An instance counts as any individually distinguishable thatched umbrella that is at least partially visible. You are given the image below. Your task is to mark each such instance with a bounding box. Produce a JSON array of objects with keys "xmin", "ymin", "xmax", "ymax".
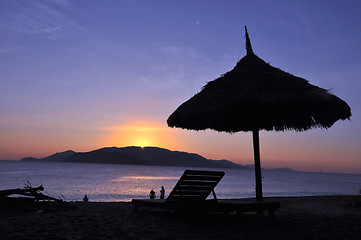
[{"xmin": 167, "ymin": 26, "xmax": 351, "ymax": 201}]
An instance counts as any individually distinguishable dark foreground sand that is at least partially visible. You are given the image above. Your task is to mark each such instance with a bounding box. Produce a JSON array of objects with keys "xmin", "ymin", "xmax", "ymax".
[{"xmin": 1, "ymin": 195, "xmax": 361, "ymax": 240}]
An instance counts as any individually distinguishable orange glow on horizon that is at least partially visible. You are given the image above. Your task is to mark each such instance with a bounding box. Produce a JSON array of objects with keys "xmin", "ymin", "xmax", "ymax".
[
  {"xmin": 1, "ymin": 117, "xmax": 359, "ymax": 174},
  {"xmin": 103, "ymin": 120, "xmax": 183, "ymax": 150}
]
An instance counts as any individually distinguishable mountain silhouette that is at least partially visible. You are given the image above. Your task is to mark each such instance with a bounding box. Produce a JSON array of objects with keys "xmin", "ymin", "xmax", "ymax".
[{"xmin": 21, "ymin": 146, "xmax": 247, "ymax": 169}]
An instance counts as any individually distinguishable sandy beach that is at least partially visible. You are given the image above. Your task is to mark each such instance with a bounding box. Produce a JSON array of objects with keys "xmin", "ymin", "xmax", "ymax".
[{"xmin": 1, "ymin": 195, "xmax": 361, "ymax": 240}]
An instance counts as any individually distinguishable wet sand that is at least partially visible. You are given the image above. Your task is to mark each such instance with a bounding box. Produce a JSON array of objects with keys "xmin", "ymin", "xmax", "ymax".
[{"xmin": 1, "ymin": 195, "xmax": 361, "ymax": 240}]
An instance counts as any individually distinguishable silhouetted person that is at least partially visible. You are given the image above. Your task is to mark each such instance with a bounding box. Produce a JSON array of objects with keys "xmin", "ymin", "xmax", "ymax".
[
  {"xmin": 83, "ymin": 195, "xmax": 89, "ymax": 202},
  {"xmin": 149, "ymin": 189, "xmax": 156, "ymax": 199},
  {"xmin": 160, "ymin": 186, "xmax": 165, "ymax": 199}
]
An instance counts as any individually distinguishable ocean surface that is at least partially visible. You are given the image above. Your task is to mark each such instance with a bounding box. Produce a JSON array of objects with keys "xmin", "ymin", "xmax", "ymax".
[{"xmin": 1, "ymin": 161, "xmax": 360, "ymax": 202}]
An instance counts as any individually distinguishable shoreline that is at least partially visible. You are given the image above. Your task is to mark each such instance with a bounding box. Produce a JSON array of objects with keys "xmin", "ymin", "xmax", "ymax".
[{"xmin": 1, "ymin": 195, "xmax": 361, "ymax": 239}]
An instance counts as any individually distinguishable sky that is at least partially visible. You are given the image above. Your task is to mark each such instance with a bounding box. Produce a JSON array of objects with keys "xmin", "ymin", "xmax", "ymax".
[{"xmin": 1, "ymin": 0, "xmax": 360, "ymax": 174}]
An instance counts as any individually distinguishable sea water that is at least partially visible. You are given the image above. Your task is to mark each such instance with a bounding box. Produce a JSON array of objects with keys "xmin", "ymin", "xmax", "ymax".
[{"xmin": 0, "ymin": 161, "xmax": 360, "ymax": 202}]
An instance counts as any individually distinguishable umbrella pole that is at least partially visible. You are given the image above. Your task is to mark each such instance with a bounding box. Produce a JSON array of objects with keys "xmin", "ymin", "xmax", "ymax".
[{"xmin": 253, "ymin": 130, "xmax": 263, "ymax": 202}]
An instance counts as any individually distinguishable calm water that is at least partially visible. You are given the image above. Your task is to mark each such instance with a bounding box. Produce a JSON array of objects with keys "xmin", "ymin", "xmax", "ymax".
[{"xmin": 1, "ymin": 161, "xmax": 360, "ymax": 202}]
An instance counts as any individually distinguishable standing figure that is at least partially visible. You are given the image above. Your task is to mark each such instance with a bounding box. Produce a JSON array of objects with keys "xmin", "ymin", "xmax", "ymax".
[
  {"xmin": 160, "ymin": 186, "xmax": 165, "ymax": 199},
  {"xmin": 149, "ymin": 189, "xmax": 156, "ymax": 199}
]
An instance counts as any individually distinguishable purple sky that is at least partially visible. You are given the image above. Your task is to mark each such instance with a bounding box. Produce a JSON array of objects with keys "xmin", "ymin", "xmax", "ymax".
[{"xmin": 1, "ymin": 0, "xmax": 360, "ymax": 174}]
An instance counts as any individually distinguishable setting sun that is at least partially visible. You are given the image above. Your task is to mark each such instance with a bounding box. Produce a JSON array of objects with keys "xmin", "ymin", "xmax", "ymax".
[{"xmin": 102, "ymin": 120, "xmax": 183, "ymax": 150}]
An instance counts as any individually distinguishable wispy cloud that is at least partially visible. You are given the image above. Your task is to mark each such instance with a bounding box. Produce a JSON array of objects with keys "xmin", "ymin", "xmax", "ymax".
[
  {"xmin": 132, "ymin": 43, "xmax": 233, "ymax": 93},
  {"xmin": 0, "ymin": 1, "xmax": 78, "ymax": 41},
  {"xmin": 31, "ymin": 26, "xmax": 62, "ymax": 34},
  {"xmin": 51, "ymin": 0, "xmax": 73, "ymax": 9},
  {"xmin": 31, "ymin": 26, "xmax": 62, "ymax": 40},
  {"xmin": 0, "ymin": 46, "xmax": 24, "ymax": 53},
  {"xmin": 132, "ymin": 44, "xmax": 213, "ymax": 90}
]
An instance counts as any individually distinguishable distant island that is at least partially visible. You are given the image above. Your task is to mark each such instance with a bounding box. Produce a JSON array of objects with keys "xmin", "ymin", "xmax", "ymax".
[{"xmin": 20, "ymin": 146, "xmax": 249, "ymax": 169}]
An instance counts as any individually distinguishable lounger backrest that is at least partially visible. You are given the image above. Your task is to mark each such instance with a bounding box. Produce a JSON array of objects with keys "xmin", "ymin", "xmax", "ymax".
[{"xmin": 167, "ymin": 170, "xmax": 225, "ymax": 202}]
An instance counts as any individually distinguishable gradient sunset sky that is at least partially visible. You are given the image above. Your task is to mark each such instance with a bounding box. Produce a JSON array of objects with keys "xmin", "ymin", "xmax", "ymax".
[{"xmin": 1, "ymin": 0, "xmax": 360, "ymax": 174}]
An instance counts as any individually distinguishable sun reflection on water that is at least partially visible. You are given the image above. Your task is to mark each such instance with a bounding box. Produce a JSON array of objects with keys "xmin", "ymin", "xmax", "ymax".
[{"xmin": 111, "ymin": 176, "xmax": 179, "ymax": 182}]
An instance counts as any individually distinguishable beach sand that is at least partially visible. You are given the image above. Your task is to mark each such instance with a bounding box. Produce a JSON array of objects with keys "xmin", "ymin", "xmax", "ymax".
[{"xmin": 1, "ymin": 195, "xmax": 361, "ymax": 240}]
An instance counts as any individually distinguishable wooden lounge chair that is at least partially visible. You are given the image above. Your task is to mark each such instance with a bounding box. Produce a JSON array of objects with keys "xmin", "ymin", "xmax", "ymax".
[
  {"xmin": 132, "ymin": 169, "xmax": 280, "ymax": 218},
  {"xmin": 132, "ymin": 169, "xmax": 225, "ymax": 212}
]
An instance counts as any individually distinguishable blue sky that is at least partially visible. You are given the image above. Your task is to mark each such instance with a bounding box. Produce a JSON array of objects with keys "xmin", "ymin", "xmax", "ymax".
[{"xmin": 1, "ymin": 0, "xmax": 360, "ymax": 173}]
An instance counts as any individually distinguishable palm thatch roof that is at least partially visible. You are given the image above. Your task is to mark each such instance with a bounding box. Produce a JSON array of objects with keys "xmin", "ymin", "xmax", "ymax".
[{"xmin": 167, "ymin": 28, "xmax": 351, "ymax": 133}]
